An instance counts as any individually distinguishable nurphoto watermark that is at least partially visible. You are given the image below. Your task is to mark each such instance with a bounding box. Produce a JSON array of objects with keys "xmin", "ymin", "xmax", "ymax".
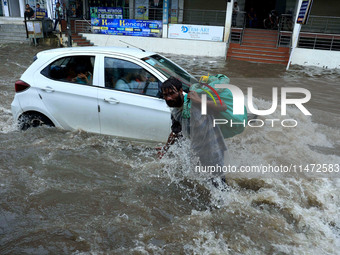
[{"xmin": 200, "ymin": 84, "xmax": 312, "ymax": 128}]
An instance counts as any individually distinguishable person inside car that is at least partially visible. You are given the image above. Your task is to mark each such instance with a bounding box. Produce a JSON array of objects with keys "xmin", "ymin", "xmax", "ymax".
[
  {"xmin": 115, "ymin": 72, "xmax": 137, "ymax": 92},
  {"xmin": 65, "ymin": 63, "xmax": 77, "ymax": 82},
  {"xmin": 129, "ymin": 69, "xmax": 154, "ymax": 93},
  {"xmin": 72, "ymin": 66, "xmax": 92, "ymax": 85}
]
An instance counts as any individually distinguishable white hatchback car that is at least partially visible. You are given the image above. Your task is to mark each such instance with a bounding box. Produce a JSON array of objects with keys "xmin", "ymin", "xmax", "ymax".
[{"xmin": 11, "ymin": 47, "xmax": 197, "ymax": 142}]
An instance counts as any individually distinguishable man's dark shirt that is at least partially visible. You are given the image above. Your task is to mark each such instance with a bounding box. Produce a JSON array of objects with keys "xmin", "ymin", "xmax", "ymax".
[
  {"xmin": 25, "ymin": 7, "xmax": 34, "ymax": 19},
  {"xmin": 171, "ymin": 114, "xmax": 182, "ymax": 134}
]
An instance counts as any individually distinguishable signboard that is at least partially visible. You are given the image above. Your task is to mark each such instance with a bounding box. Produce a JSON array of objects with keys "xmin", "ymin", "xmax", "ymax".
[
  {"xmin": 92, "ymin": 19, "xmax": 162, "ymax": 37},
  {"xmin": 135, "ymin": 0, "xmax": 149, "ymax": 20},
  {"xmin": 168, "ymin": 24, "xmax": 224, "ymax": 42},
  {"xmin": 90, "ymin": 7, "xmax": 123, "ymax": 20},
  {"xmin": 297, "ymin": 0, "xmax": 313, "ymax": 24},
  {"xmin": 170, "ymin": 0, "xmax": 178, "ymax": 23},
  {"xmin": 27, "ymin": 20, "xmax": 43, "ymax": 38},
  {"xmin": 163, "ymin": 0, "xmax": 169, "ymax": 24}
]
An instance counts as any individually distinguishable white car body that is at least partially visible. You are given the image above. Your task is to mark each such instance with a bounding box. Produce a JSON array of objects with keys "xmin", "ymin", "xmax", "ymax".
[{"xmin": 11, "ymin": 47, "xmax": 196, "ymax": 142}]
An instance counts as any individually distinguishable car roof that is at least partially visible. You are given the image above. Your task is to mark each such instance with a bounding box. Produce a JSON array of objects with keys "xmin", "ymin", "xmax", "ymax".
[{"xmin": 37, "ymin": 46, "xmax": 156, "ymax": 59}]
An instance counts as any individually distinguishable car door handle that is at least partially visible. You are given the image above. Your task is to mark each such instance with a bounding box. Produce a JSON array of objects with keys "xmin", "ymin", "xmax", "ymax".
[
  {"xmin": 104, "ymin": 98, "xmax": 120, "ymax": 104},
  {"xmin": 42, "ymin": 86, "xmax": 55, "ymax": 93}
]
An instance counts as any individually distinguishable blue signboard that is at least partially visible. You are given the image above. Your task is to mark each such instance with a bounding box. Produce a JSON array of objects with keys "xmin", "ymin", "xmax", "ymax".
[
  {"xmin": 163, "ymin": 0, "xmax": 169, "ymax": 24},
  {"xmin": 92, "ymin": 18, "xmax": 162, "ymax": 37},
  {"xmin": 297, "ymin": 0, "xmax": 313, "ymax": 24}
]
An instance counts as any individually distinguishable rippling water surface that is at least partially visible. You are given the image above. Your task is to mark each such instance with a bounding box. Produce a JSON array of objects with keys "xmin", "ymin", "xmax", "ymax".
[{"xmin": 0, "ymin": 43, "xmax": 340, "ymax": 254}]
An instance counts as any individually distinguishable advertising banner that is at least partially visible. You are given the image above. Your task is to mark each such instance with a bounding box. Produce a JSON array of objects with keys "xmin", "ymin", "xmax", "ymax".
[
  {"xmin": 135, "ymin": 0, "xmax": 149, "ymax": 20},
  {"xmin": 162, "ymin": 0, "xmax": 169, "ymax": 24},
  {"xmin": 170, "ymin": 0, "xmax": 178, "ymax": 23},
  {"xmin": 168, "ymin": 24, "xmax": 224, "ymax": 42},
  {"xmin": 90, "ymin": 7, "xmax": 123, "ymax": 20},
  {"xmin": 92, "ymin": 18, "xmax": 162, "ymax": 37}
]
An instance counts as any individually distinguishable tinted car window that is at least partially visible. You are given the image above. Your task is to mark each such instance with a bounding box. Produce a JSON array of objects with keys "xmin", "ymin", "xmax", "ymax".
[
  {"xmin": 104, "ymin": 57, "xmax": 161, "ymax": 97},
  {"xmin": 41, "ymin": 56, "xmax": 95, "ymax": 85}
]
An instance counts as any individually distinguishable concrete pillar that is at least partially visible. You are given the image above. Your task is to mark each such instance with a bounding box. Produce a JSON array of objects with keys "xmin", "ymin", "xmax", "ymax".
[
  {"xmin": 178, "ymin": 0, "xmax": 184, "ymax": 23},
  {"xmin": 223, "ymin": 0, "xmax": 234, "ymax": 42},
  {"xmin": 46, "ymin": 0, "xmax": 53, "ymax": 20},
  {"xmin": 2, "ymin": 0, "xmax": 10, "ymax": 16},
  {"xmin": 129, "ymin": 0, "xmax": 134, "ymax": 19},
  {"xmin": 83, "ymin": 0, "xmax": 86, "ymax": 19},
  {"xmin": 19, "ymin": 0, "xmax": 25, "ymax": 17},
  {"xmin": 291, "ymin": 0, "xmax": 303, "ymax": 49},
  {"xmin": 286, "ymin": 0, "xmax": 303, "ymax": 70}
]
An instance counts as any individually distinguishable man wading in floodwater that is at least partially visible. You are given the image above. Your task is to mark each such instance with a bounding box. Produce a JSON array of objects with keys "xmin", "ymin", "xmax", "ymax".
[{"xmin": 157, "ymin": 77, "xmax": 229, "ymax": 186}]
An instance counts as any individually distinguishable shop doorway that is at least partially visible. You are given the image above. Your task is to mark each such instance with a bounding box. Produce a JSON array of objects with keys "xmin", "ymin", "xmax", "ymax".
[{"xmin": 245, "ymin": 0, "xmax": 276, "ymax": 29}]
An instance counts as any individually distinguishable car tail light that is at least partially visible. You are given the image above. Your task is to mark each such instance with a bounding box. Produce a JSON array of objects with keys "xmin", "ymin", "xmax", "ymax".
[{"xmin": 15, "ymin": 80, "xmax": 30, "ymax": 93}]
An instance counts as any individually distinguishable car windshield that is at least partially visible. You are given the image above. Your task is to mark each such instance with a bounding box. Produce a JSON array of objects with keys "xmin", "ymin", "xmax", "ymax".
[{"xmin": 142, "ymin": 55, "xmax": 198, "ymax": 90}]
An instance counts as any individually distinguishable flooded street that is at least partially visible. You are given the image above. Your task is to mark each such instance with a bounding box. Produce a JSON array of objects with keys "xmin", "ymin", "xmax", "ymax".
[{"xmin": 1, "ymin": 43, "xmax": 340, "ymax": 254}]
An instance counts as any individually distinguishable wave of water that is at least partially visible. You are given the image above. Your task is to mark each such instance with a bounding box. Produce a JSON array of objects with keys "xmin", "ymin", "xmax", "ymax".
[
  {"xmin": 152, "ymin": 96, "xmax": 340, "ymax": 254},
  {"xmin": 1, "ymin": 100, "xmax": 339, "ymax": 254},
  {"xmin": 1, "ymin": 88, "xmax": 340, "ymax": 254}
]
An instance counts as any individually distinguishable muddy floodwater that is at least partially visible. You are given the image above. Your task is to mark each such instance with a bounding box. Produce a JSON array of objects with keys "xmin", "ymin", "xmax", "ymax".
[{"xmin": 0, "ymin": 43, "xmax": 340, "ymax": 254}]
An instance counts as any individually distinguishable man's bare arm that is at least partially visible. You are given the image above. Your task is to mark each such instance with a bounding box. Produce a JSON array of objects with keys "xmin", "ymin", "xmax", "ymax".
[{"xmin": 156, "ymin": 132, "xmax": 181, "ymax": 158}]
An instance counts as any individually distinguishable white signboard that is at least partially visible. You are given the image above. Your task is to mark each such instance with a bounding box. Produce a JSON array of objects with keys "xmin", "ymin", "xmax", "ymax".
[
  {"xmin": 27, "ymin": 21, "xmax": 34, "ymax": 32},
  {"xmin": 168, "ymin": 24, "xmax": 224, "ymax": 42}
]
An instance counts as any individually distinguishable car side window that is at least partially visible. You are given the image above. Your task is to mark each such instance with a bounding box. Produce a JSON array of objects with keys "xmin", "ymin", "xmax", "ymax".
[
  {"xmin": 104, "ymin": 57, "xmax": 161, "ymax": 97},
  {"xmin": 41, "ymin": 56, "xmax": 95, "ymax": 85}
]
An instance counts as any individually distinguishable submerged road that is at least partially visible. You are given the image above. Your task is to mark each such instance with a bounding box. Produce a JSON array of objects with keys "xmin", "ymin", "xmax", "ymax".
[{"xmin": 0, "ymin": 43, "xmax": 340, "ymax": 254}]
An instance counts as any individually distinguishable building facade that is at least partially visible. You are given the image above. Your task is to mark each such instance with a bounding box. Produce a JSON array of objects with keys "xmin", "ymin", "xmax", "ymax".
[{"xmin": 1, "ymin": 0, "xmax": 339, "ymax": 68}]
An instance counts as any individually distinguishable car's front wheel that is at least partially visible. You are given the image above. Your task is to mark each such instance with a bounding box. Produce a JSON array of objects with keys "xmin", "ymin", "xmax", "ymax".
[{"xmin": 18, "ymin": 112, "xmax": 54, "ymax": 130}]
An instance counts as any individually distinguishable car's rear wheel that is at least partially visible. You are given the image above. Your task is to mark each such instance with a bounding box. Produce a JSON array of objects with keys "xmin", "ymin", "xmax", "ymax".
[{"xmin": 18, "ymin": 112, "xmax": 54, "ymax": 130}]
